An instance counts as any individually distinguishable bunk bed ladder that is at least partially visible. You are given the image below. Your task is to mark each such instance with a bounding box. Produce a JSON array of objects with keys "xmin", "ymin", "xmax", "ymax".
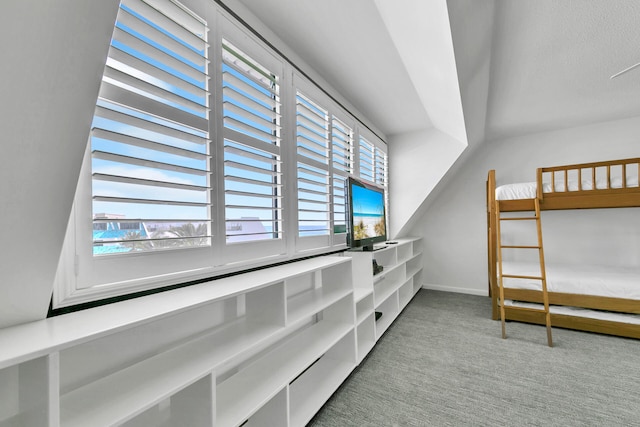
[{"xmin": 495, "ymin": 198, "xmax": 553, "ymax": 347}]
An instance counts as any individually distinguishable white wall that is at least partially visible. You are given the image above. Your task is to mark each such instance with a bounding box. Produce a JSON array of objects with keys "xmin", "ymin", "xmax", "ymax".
[
  {"xmin": 0, "ymin": 1, "xmax": 119, "ymax": 327},
  {"xmin": 388, "ymin": 127, "xmax": 466, "ymax": 237},
  {"xmin": 410, "ymin": 115, "xmax": 640, "ymax": 295}
]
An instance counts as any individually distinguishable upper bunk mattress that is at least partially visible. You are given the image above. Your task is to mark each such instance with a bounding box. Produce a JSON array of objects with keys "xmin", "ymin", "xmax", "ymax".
[
  {"xmin": 500, "ymin": 261, "xmax": 640, "ymax": 300},
  {"xmin": 495, "ymin": 177, "xmax": 639, "ymax": 200}
]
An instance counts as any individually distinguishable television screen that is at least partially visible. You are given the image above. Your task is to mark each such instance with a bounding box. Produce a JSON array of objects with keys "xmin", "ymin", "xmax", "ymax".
[{"xmin": 346, "ymin": 177, "xmax": 387, "ymax": 250}]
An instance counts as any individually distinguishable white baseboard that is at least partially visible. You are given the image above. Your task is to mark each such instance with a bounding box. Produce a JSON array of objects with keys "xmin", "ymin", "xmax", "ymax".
[{"xmin": 421, "ymin": 283, "xmax": 488, "ymax": 297}]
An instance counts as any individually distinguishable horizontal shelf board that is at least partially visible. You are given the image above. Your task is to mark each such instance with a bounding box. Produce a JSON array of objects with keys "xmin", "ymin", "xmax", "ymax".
[
  {"xmin": 374, "ymin": 282, "xmax": 402, "ymax": 308},
  {"xmin": 60, "ymin": 339, "xmax": 215, "ymax": 427},
  {"xmin": 356, "ymin": 306, "xmax": 374, "ymax": 326},
  {"xmin": 216, "ymin": 320, "xmax": 353, "ymax": 427},
  {"xmin": 289, "ymin": 356, "xmax": 354, "ymax": 427},
  {"xmin": 353, "ymin": 287, "xmax": 373, "ymax": 303},
  {"xmin": 406, "ymin": 266, "xmax": 423, "ymax": 279},
  {"xmin": 0, "ymin": 256, "xmax": 349, "ymax": 370},
  {"xmin": 60, "ymin": 317, "xmax": 281, "ymax": 427},
  {"xmin": 287, "ymin": 287, "xmax": 352, "ymax": 325}
]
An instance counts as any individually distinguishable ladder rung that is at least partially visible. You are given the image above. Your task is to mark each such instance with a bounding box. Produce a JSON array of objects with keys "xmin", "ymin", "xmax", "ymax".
[
  {"xmin": 500, "ymin": 245, "xmax": 541, "ymax": 249},
  {"xmin": 501, "ymin": 274, "xmax": 544, "ymax": 280},
  {"xmin": 499, "ymin": 216, "xmax": 537, "ymax": 221}
]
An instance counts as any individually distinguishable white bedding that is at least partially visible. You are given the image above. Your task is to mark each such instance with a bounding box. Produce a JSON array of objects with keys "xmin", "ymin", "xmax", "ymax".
[
  {"xmin": 500, "ymin": 261, "xmax": 640, "ymax": 300},
  {"xmin": 495, "ymin": 177, "xmax": 639, "ymax": 200}
]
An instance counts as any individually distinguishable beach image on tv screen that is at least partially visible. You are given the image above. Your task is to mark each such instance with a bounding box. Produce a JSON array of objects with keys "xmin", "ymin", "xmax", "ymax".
[{"xmin": 352, "ymin": 185, "xmax": 385, "ymax": 239}]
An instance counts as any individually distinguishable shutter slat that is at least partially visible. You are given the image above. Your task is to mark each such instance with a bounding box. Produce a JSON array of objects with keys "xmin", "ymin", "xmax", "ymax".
[
  {"xmin": 112, "ymin": 27, "xmax": 205, "ymax": 82},
  {"xmin": 100, "ymin": 81, "xmax": 208, "ymax": 132},
  {"xmin": 118, "ymin": 9, "xmax": 206, "ymax": 66},
  {"xmin": 93, "ymin": 173, "xmax": 209, "ymax": 192},
  {"xmin": 103, "ymin": 66, "xmax": 208, "ymax": 116},
  {"xmin": 93, "ymin": 195, "xmax": 208, "ymax": 207},
  {"xmin": 223, "ymin": 101, "xmax": 280, "ymax": 132},
  {"xmin": 92, "ymin": 128, "xmax": 208, "ymax": 160},
  {"xmin": 225, "ymin": 160, "xmax": 279, "ymax": 176},
  {"xmin": 223, "ymin": 117, "xmax": 279, "ymax": 143},
  {"xmin": 94, "ymin": 105, "xmax": 208, "ymax": 145},
  {"xmin": 121, "ymin": 0, "xmax": 207, "ymax": 51},
  {"xmin": 222, "ymin": 73, "xmax": 278, "ymax": 109},
  {"xmin": 224, "ymin": 145, "xmax": 279, "ymax": 166},
  {"xmin": 93, "ymin": 150, "xmax": 209, "ymax": 176},
  {"xmin": 108, "ymin": 46, "xmax": 207, "ymax": 100}
]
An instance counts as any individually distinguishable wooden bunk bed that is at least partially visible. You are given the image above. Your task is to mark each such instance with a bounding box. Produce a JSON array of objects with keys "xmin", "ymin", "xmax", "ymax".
[{"xmin": 487, "ymin": 157, "xmax": 640, "ymax": 339}]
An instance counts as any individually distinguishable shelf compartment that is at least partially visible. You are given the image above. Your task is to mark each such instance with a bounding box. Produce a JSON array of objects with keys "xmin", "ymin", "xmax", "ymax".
[
  {"xmin": 405, "ymin": 253, "xmax": 423, "ymax": 279},
  {"xmin": 60, "ymin": 338, "xmax": 216, "ymax": 427},
  {"xmin": 216, "ymin": 320, "xmax": 354, "ymax": 427},
  {"xmin": 375, "ymin": 294, "xmax": 399, "ymax": 339},
  {"xmin": 120, "ymin": 374, "xmax": 214, "ymax": 427},
  {"xmin": 289, "ymin": 330, "xmax": 356, "ymax": 426},
  {"xmin": 396, "ymin": 242, "xmax": 413, "ymax": 264},
  {"xmin": 399, "ymin": 279, "xmax": 414, "ymax": 309},
  {"xmin": 287, "ymin": 287, "xmax": 352, "ymax": 326},
  {"xmin": 373, "ymin": 248, "xmax": 396, "ymax": 270},
  {"xmin": 0, "ymin": 355, "xmax": 56, "ymax": 427},
  {"xmin": 60, "ymin": 314, "xmax": 281, "ymax": 427},
  {"xmin": 373, "ymin": 265, "xmax": 405, "ymax": 308},
  {"xmin": 356, "ymin": 314, "xmax": 376, "ymax": 364},
  {"xmin": 356, "ymin": 294, "xmax": 374, "ymax": 325},
  {"xmin": 413, "ymin": 270, "xmax": 424, "ymax": 295},
  {"xmin": 242, "ymin": 387, "xmax": 287, "ymax": 427}
]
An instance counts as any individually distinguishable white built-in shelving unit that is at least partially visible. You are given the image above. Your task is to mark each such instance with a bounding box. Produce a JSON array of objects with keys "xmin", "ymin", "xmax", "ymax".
[
  {"xmin": 346, "ymin": 237, "xmax": 424, "ymax": 362},
  {"xmin": 0, "ymin": 241, "xmax": 422, "ymax": 427}
]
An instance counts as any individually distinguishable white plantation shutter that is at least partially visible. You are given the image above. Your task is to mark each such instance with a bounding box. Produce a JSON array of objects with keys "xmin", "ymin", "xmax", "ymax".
[
  {"xmin": 296, "ymin": 92, "xmax": 330, "ymax": 236},
  {"xmin": 331, "ymin": 116, "xmax": 353, "ymax": 234},
  {"xmin": 222, "ymin": 39, "xmax": 283, "ymax": 243},
  {"xmin": 358, "ymin": 136, "xmax": 375, "ymax": 183},
  {"xmin": 91, "ymin": 0, "xmax": 210, "ymax": 255},
  {"xmin": 374, "ymin": 145, "xmax": 388, "ymax": 187}
]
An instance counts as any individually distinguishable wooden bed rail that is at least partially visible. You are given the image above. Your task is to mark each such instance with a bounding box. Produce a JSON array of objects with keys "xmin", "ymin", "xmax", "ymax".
[{"xmin": 536, "ymin": 157, "xmax": 640, "ymax": 200}]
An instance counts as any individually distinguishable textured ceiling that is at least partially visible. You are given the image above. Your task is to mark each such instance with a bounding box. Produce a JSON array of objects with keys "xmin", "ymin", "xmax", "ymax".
[
  {"xmin": 486, "ymin": 0, "xmax": 640, "ymax": 140},
  {"xmin": 234, "ymin": 0, "xmax": 640, "ymax": 144}
]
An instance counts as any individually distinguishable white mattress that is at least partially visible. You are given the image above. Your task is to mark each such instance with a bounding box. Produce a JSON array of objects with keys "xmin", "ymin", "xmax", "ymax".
[
  {"xmin": 500, "ymin": 261, "xmax": 640, "ymax": 300},
  {"xmin": 495, "ymin": 177, "xmax": 639, "ymax": 200}
]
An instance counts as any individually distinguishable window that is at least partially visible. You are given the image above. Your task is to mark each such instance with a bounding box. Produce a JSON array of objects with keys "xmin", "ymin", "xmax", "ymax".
[
  {"xmin": 91, "ymin": 0, "xmax": 210, "ymax": 255},
  {"xmin": 54, "ymin": 0, "xmax": 388, "ymax": 309}
]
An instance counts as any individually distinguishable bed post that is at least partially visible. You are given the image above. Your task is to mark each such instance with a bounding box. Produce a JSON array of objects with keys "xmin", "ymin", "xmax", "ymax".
[
  {"xmin": 536, "ymin": 167, "xmax": 543, "ymax": 201},
  {"xmin": 487, "ymin": 170, "xmax": 499, "ymax": 320}
]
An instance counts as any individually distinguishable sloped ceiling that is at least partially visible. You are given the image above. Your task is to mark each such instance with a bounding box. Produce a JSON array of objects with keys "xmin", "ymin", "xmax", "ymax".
[{"xmin": 235, "ymin": 0, "xmax": 640, "ymax": 145}]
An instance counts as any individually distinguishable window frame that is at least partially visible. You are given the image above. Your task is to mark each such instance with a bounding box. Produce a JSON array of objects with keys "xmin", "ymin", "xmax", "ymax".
[{"xmin": 53, "ymin": 0, "xmax": 387, "ymax": 310}]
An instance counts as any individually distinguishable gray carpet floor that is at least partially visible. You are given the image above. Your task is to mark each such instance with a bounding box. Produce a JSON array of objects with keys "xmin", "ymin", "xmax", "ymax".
[{"xmin": 308, "ymin": 290, "xmax": 640, "ymax": 426}]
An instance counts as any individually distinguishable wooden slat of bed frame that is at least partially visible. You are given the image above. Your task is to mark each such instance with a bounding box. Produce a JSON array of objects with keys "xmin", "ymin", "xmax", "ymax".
[
  {"xmin": 504, "ymin": 308, "xmax": 640, "ymax": 340},
  {"xmin": 503, "ymin": 288, "xmax": 640, "ymax": 314}
]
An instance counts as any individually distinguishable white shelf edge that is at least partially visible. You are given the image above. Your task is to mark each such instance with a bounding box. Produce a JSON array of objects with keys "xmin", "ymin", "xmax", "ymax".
[
  {"xmin": 353, "ymin": 287, "xmax": 373, "ymax": 303},
  {"xmin": 216, "ymin": 320, "xmax": 353, "ymax": 427},
  {"xmin": 0, "ymin": 256, "xmax": 350, "ymax": 371},
  {"xmin": 289, "ymin": 356, "xmax": 354, "ymax": 427},
  {"xmin": 287, "ymin": 288, "xmax": 352, "ymax": 325},
  {"xmin": 60, "ymin": 340, "xmax": 215, "ymax": 427}
]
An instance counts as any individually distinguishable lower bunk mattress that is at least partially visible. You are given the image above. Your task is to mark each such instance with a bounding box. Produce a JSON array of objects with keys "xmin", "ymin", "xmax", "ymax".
[{"xmin": 499, "ymin": 261, "xmax": 640, "ymax": 325}]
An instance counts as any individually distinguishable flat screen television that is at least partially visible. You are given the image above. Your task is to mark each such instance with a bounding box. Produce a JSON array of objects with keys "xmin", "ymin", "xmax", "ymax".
[{"xmin": 346, "ymin": 177, "xmax": 387, "ymax": 251}]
